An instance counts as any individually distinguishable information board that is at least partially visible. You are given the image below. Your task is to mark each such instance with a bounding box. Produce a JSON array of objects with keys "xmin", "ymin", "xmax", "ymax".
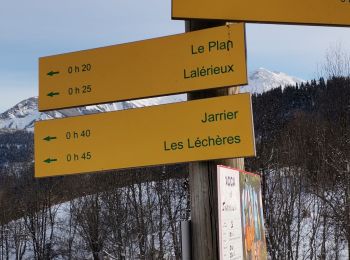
[
  {"xmin": 217, "ymin": 166, "xmax": 244, "ymax": 259},
  {"xmin": 217, "ymin": 166, "xmax": 268, "ymax": 260}
]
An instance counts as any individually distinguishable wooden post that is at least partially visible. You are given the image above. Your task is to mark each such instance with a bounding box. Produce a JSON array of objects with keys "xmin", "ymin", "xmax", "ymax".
[{"xmin": 186, "ymin": 20, "xmax": 245, "ymax": 260}]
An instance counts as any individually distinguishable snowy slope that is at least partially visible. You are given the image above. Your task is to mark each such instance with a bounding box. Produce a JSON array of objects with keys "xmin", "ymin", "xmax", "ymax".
[
  {"xmin": 0, "ymin": 68, "xmax": 305, "ymax": 131},
  {"xmin": 0, "ymin": 95, "xmax": 186, "ymax": 131},
  {"xmin": 242, "ymin": 68, "xmax": 305, "ymax": 94},
  {"xmin": 0, "ymin": 97, "xmax": 56, "ymax": 131}
]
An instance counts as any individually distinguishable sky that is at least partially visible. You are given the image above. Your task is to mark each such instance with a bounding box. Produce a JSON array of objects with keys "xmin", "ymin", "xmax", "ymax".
[{"xmin": 1, "ymin": 0, "xmax": 350, "ymax": 112}]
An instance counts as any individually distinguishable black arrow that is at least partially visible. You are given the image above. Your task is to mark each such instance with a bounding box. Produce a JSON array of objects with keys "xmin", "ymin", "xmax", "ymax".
[
  {"xmin": 47, "ymin": 71, "xmax": 60, "ymax": 77},
  {"xmin": 43, "ymin": 158, "xmax": 58, "ymax": 164},
  {"xmin": 43, "ymin": 136, "xmax": 57, "ymax": 142}
]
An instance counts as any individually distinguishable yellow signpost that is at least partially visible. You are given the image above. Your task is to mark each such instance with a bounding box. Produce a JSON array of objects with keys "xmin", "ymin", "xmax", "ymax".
[
  {"xmin": 39, "ymin": 24, "xmax": 247, "ymax": 111},
  {"xmin": 35, "ymin": 93, "xmax": 255, "ymax": 177},
  {"xmin": 172, "ymin": 0, "xmax": 350, "ymax": 26}
]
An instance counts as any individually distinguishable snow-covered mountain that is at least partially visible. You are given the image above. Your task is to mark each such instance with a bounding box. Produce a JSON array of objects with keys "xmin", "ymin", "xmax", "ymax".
[
  {"xmin": 0, "ymin": 68, "xmax": 304, "ymax": 131},
  {"xmin": 0, "ymin": 97, "xmax": 59, "ymax": 131},
  {"xmin": 241, "ymin": 68, "xmax": 305, "ymax": 94},
  {"xmin": 0, "ymin": 95, "xmax": 186, "ymax": 131}
]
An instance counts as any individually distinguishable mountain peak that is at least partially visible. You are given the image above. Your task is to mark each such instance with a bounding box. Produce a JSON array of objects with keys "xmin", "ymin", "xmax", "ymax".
[
  {"xmin": 0, "ymin": 97, "xmax": 38, "ymax": 120},
  {"xmin": 242, "ymin": 68, "xmax": 305, "ymax": 94}
]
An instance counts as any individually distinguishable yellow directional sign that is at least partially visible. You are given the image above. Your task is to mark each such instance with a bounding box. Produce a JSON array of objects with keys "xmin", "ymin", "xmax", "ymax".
[
  {"xmin": 35, "ymin": 94, "xmax": 255, "ymax": 178},
  {"xmin": 39, "ymin": 24, "xmax": 247, "ymax": 111},
  {"xmin": 172, "ymin": 0, "xmax": 350, "ymax": 27}
]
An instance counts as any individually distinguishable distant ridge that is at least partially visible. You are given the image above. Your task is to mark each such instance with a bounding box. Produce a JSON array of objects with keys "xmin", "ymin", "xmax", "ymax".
[{"xmin": 0, "ymin": 68, "xmax": 304, "ymax": 131}]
